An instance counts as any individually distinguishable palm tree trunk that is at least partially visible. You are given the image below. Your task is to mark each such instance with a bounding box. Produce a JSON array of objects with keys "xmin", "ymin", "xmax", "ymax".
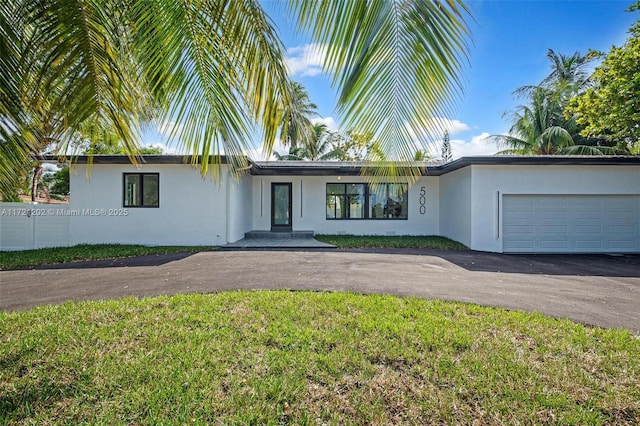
[{"xmin": 31, "ymin": 163, "xmax": 42, "ymax": 202}]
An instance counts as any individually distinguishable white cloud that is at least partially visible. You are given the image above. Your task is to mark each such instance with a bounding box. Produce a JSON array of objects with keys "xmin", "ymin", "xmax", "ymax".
[
  {"xmin": 285, "ymin": 44, "xmax": 326, "ymax": 77},
  {"xmin": 143, "ymin": 142, "xmax": 180, "ymax": 155},
  {"xmin": 450, "ymin": 132, "xmax": 499, "ymax": 159},
  {"xmin": 437, "ymin": 118, "xmax": 471, "ymax": 135},
  {"xmin": 245, "ymin": 140, "xmax": 289, "ymax": 161},
  {"xmin": 310, "ymin": 116, "xmax": 340, "ymax": 132},
  {"xmin": 405, "ymin": 117, "xmax": 472, "ymax": 141}
]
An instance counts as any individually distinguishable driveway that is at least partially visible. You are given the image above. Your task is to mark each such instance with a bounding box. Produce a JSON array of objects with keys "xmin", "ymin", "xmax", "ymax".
[{"xmin": 1, "ymin": 249, "xmax": 639, "ymax": 333}]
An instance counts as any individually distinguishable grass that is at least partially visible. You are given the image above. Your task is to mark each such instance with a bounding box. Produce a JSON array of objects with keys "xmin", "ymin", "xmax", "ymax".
[
  {"xmin": 0, "ymin": 244, "xmax": 214, "ymax": 270},
  {"xmin": 1, "ymin": 291, "xmax": 638, "ymax": 425},
  {"xmin": 1, "ymin": 237, "xmax": 464, "ymax": 270},
  {"xmin": 315, "ymin": 234, "xmax": 467, "ymax": 250}
]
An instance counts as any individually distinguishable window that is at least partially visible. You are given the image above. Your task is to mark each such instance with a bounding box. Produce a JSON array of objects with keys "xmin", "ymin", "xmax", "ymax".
[
  {"xmin": 123, "ymin": 173, "xmax": 159, "ymax": 207},
  {"xmin": 326, "ymin": 183, "xmax": 407, "ymax": 220}
]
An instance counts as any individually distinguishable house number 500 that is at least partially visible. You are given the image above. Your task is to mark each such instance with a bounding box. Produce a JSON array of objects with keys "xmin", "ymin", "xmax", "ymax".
[{"xmin": 419, "ymin": 186, "xmax": 426, "ymax": 214}]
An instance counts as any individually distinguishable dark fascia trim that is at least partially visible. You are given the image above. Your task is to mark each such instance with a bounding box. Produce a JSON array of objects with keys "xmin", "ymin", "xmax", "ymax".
[
  {"xmin": 39, "ymin": 155, "xmax": 640, "ymax": 174},
  {"xmin": 38, "ymin": 155, "xmax": 230, "ymax": 165},
  {"xmin": 250, "ymin": 156, "xmax": 640, "ymax": 176},
  {"xmin": 432, "ymin": 155, "xmax": 640, "ymax": 175}
]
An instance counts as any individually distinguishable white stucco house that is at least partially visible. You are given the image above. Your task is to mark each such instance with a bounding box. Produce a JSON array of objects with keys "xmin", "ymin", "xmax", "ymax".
[{"xmin": 1, "ymin": 155, "xmax": 639, "ymax": 253}]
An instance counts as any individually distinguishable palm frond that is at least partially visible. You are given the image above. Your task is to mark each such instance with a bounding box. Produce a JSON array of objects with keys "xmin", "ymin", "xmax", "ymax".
[
  {"xmin": 290, "ymin": 0, "xmax": 471, "ymax": 182},
  {"xmin": 134, "ymin": 0, "xmax": 290, "ymax": 177},
  {"xmin": 560, "ymin": 144, "xmax": 610, "ymax": 156}
]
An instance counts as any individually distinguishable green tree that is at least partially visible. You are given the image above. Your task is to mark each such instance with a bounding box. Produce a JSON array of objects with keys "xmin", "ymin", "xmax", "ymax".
[
  {"xmin": 441, "ymin": 130, "xmax": 452, "ymax": 162},
  {"xmin": 275, "ymin": 123, "xmax": 340, "ymax": 161},
  {"xmin": 273, "ymin": 146, "xmax": 307, "ymax": 161},
  {"xmin": 302, "ymin": 124, "xmax": 341, "ymax": 161},
  {"xmin": 1, "ymin": 0, "xmax": 471, "ymax": 185},
  {"xmin": 569, "ymin": 5, "xmax": 640, "ymax": 154},
  {"xmin": 492, "ymin": 47, "xmax": 613, "ymax": 156},
  {"xmin": 493, "ymin": 87, "xmax": 576, "ymax": 155},
  {"xmin": 50, "ymin": 166, "xmax": 70, "ymax": 196},
  {"xmin": 541, "ymin": 49, "xmax": 592, "ymax": 96},
  {"xmin": 278, "ymin": 82, "xmax": 318, "ymax": 149},
  {"xmin": 330, "ymin": 131, "xmax": 385, "ymax": 161}
]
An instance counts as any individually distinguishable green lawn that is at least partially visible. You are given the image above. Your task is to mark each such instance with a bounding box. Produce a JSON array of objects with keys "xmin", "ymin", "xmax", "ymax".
[
  {"xmin": 0, "ymin": 244, "xmax": 214, "ymax": 270},
  {"xmin": 315, "ymin": 235, "xmax": 467, "ymax": 250},
  {"xmin": 0, "ymin": 237, "xmax": 463, "ymax": 270},
  {"xmin": 1, "ymin": 291, "xmax": 638, "ymax": 424}
]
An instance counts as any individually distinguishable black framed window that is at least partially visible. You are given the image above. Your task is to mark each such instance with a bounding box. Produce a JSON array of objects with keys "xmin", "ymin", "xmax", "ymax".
[
  {"xmin": 326, "ymin": 183, "xmax": 407, "ymax": 220},
  {"xmin": 123, "ymin": 173, "xmax": 159, "ymax": 207}
]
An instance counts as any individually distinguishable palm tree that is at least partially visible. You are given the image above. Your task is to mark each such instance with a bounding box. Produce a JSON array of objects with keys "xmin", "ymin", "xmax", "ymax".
[
  {"xmin": 492, "ymin": 87, "xmax": 611, "ymax": 155},
  {"xmin": 493, "ymin": 87, "xmax": 573, "ymax": 155},
  {"xmin": 278, "ymin": 82, "xmax": 318, "ymax": 149},
  {"xmin": 1, "ymin": 0, "xmax": 471, "ymax": 185},
  {"xmin": 303, "ymin": 124, "xmax": 341, "ymax": 161},
  {"xmin": 492, "ymin": 48, "xmax": 615, "ymax": 156},
  {"xmin": 541, "ymin": 49, "xmax": 592, "ymax": 95},
  {"xmin": 273, "ymin": 146, "xmax": 307, "ymax": 161},
  {"xmin": 275, "ymin": 123, "xmax": 341, "ymax": 161}
]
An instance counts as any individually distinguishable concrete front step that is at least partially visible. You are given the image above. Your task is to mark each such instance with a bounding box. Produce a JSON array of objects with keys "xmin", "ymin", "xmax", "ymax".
[
  {"xmin": 244, "ymin": 230, "xmax": 315, "ymax": 239},
  {"xmin": 224, "ymin": 230, "xmax": 335, "ymax": 249}
]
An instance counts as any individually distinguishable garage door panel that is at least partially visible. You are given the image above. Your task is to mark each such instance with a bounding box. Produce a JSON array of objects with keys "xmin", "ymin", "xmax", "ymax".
[
  {"xmin": 608, "ymin": 225, "xmax": 637, "ymax": 234},
  {"xmin": 504, "ymin": 240, "xmax": 536, "ymax": 250},
  {"xmin": 574, "ymin": 225, "xmax": 603, "ymax": 235},
  {"xmin": 609, "ymin": 240, "xmax": 637, "ymax": 249},
  {"xmin": 540, "ymin": 211, "xmax": 569, "ymax": 220},
  {"xmin": 539, "ymin": 196, "xmax": 568, "ymax": 207},
  {"xmin": 574, "ymin": 211, "xmax": 602, "ymax": 220},
  {"xmin": 607, "ymin": 210, "xmax": 637, "ymax": 221},
  {"xmin": 540, "ymin": 240, "xmax": 569, "ymax": 249},
  {"xmin": 606, "ymin": 197, "xmax": 638, "ymax": 208},
  {"xmin": 540, "ymin": 225, "xmax": 568, "ymax": 235},
  {"xmin": 505, "ymin": 210, "xmax": 535, "ymax": 220},
  {"xmin": 503, "ymin": 195, "xmax": 640, "ymax": 253},
  {"xmin": 575, "ymin": 240, "xmax": 603, "ymax": 249},
  {"xmin": 572, "ymin": 197, "xmax": 602, "ymax": 207},
  {"xmin": 504, "ymin": 225, "xmax": 534, "ymax": 235}
]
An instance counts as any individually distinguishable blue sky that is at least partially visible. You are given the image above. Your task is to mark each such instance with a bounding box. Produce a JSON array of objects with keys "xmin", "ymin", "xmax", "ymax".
[{"xmin": 151, "ymin": 1, "xmax": 639, "ymax": 159}]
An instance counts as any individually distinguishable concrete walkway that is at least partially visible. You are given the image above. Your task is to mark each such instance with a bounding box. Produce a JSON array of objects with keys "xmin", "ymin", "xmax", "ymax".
[
  {"xmin": 1, "ymin": 250, "xmax": 639, "ymax": 333},
  {"xmin": 223, "ymin": 231, "xmax": 335, "ymax": 249},
  {"xmin": 223, "ymin": 237, "xmax": 335, "ymax": 249}
]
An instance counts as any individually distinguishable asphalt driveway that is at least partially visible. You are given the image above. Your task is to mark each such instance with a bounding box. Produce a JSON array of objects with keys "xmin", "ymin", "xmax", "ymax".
[{"xmin": 1, "ymin": 249, "xmax": 639, "ymax": 333}]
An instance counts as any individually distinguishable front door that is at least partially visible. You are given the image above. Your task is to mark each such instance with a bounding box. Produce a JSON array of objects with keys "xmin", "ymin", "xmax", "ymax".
[{"xmin": 271, "ymin": 183, "xmax": 292, "ymax": 231}]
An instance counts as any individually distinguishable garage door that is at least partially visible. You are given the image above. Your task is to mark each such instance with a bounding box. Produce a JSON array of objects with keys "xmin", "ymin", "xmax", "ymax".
[{"xmin": 503, "ymin": 195, "xmax": 640, "ymax": 253}]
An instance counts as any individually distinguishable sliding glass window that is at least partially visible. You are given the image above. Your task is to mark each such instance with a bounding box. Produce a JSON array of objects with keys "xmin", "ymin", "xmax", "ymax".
[
  {"xmin": 326, "ymin": 183, "xmax": 407, "ymax": 220},
  {"xmin": 326, "ymin": 184, "xmax": 345, "ymax": 219},
  {"xmin": 124, "ymin": 173, "xmax": 159, "ymax": 207}
]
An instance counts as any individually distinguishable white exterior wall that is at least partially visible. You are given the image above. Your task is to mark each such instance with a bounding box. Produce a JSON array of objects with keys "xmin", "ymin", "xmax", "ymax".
[
  {"xmin": 469, "ymin": 165, "xmax": 640, "ymax": 252},
  {"xmin": 5, "ymin": 160, "xmax": 638, "ymax": 252},
  {"xmin": 438, "ymin": 167, "xmax": 472, "ymax": 247},
  {"xmin": 70, "ymin": 164, "xmax": 232, "ymax": 246},
  {"xmin": 251, "ymin": 176, "xmax": 439, "ymax": 235},
  {"xmin": 227, "ymin": 174, "xmax": 253, "ymax": 242}
]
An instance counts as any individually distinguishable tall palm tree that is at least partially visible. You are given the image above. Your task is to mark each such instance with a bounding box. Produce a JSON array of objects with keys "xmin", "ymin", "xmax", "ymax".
[
  {"xmin": 493, "ymin": 49, "xmax": 615, "ymax": 156},
  {"xmin": 275, "ymin": 123, "xmax": 341, "ymax": 161},
  {"xmin": 1, "ymin": 0, "xmax": 471, "ymax": 185},
  {"xmin": 493, "ymin": 87, "xmax": 610, "ymax": 155},
  {"xmin": 278, "ymin": 81, "xmax": 318, "ymax": 150},
  {"xmin": 273, "ymin": 146, "xmax": 307, "ymax": 161},
  {"xmin": 303, "ymin": 124, "xmax": 341, "ymax": 161},
  {"xmin": 493, "ymin": 87, "xmax": 574, "ymax": 155},
  {"xmin": 541, "ymin": 49, "xmax": 592, "ymax": 95}
]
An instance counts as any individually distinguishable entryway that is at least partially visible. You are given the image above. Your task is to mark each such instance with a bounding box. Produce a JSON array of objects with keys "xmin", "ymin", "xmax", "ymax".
[{"xmin": 271, "ymin": 183, "xmax": 292, "ymax": 231}]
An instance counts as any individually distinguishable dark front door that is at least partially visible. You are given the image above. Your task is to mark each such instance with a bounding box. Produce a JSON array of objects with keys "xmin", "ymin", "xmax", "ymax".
[{"xmin": 271, "ymin": 183, "xmax": 292, "ymax": 231}]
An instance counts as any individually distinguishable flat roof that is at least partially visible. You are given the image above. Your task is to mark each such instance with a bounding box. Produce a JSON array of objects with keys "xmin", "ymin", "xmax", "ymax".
[{"xmin": 43, "ymin": 155, "xmax": 640, "ymax": 176}]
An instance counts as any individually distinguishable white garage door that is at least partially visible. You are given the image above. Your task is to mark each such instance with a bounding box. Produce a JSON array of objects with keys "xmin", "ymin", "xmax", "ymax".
[{"xmin": 503, "ymin": 195, "xmax": 640, "ymax": 253}]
